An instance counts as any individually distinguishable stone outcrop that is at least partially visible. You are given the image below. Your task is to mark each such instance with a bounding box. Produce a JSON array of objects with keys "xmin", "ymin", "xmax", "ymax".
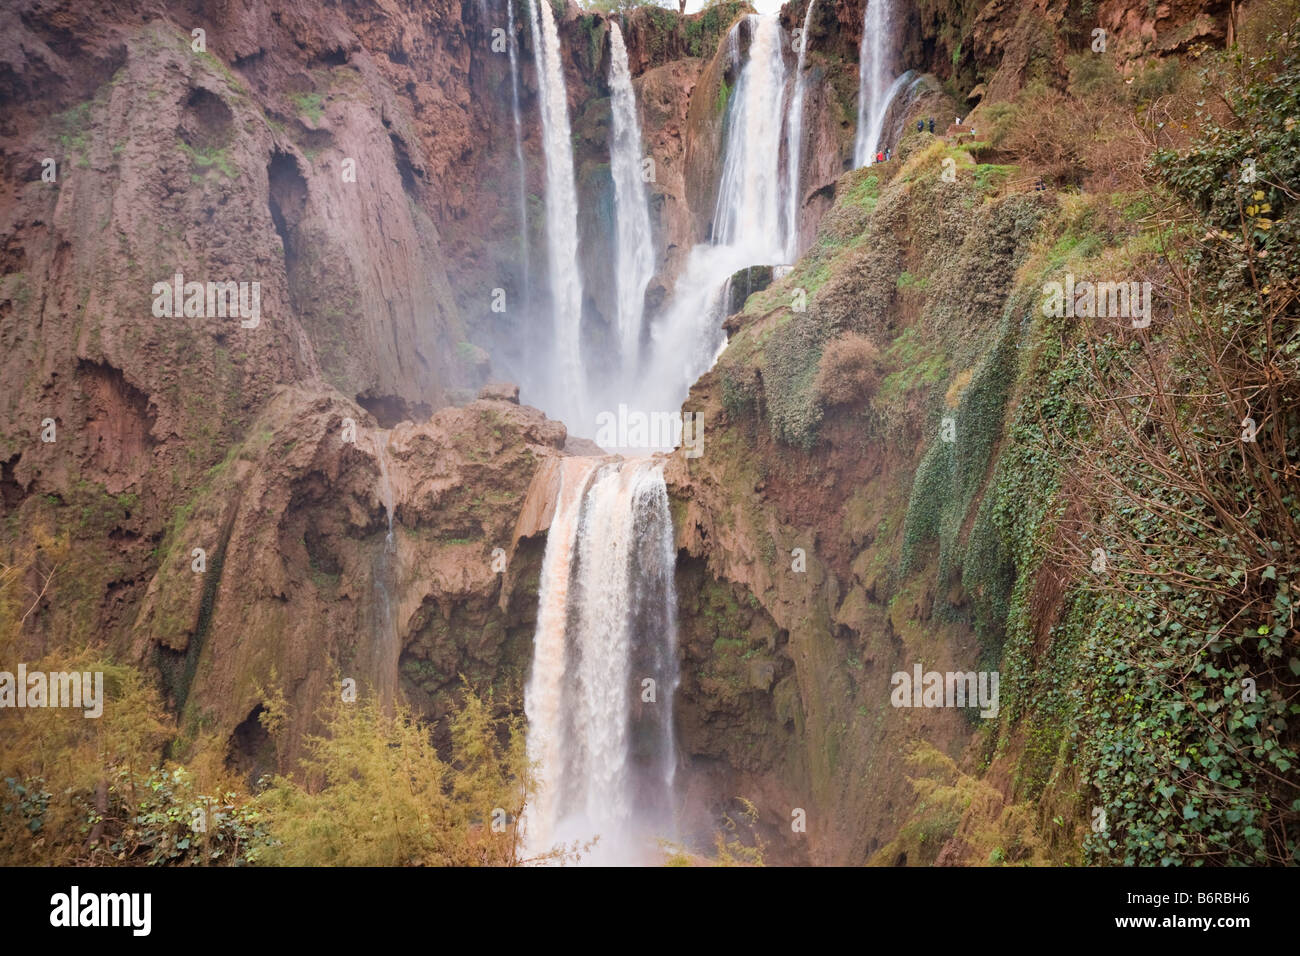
[{"xmin": 130, "ymin": 382, "xmax": 568, "ymax": 769}]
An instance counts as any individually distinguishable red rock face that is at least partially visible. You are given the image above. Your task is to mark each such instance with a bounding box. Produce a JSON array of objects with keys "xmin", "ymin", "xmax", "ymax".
[
  {"xmin": 0, "ymin": 1, "xmax": 521, "ymax": 700},
  {"xmin": 0, "ymin": 0, "xmax": 491, "ymax": 507},
  {"xmin": 78, "ymin": 360, "xmax": 158, "ymax": 495},
  {"xmin": 127, "ymin": 384, "xmax": 569, "ymax": 769},
  {"xmin": 0, "ymin": 0, "xmax": 1241, "ymax": 859}
]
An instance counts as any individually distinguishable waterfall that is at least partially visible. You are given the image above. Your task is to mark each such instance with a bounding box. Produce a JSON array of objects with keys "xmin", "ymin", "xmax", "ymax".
[
  {"xmin": 526, "ymin": 0, "xmax": 586, "ymax": 428},
  {"xmin": 854, "ymin": 0, "xmax": 898, "ymax": 166},
  {"xmin": 861, "ymin": 71, "xmax": 914, "ymax": 166},
  {"xmin": 638, "ymin": 14, "xmax": 790, "ymax": 424},
  {"xmin": 523, "ymin": 458, "xmax": 679, "ymax": 864},
  {"xmin": 369, "ymin": 432, "xmax": 397, "ymax": 706},
  {"xmin": 784, "ymin": 0, "xmax": 818, "ymax": 261},
  {"xmin": 507, "ymin": 0, "xmax": 530, "ymax": 299},
  {"xmin": 522, "ymin": 458, "xmax": 592, "ymax": 856},
  {"xmin": 608, "ymin": 22, "xmax": 655, "ymax": 372},
  {"xmin": 374, "ymin": 434, "xmax": 395, "ymax": 551},
  {"xmin": 711, "ymin": 15, "xmax": 788, "ymax": 252}
]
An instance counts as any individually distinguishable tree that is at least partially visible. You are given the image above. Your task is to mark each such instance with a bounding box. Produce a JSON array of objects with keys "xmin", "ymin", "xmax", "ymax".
[{"xmin": 256, "ymin": 682, "xmax": 588, "ymax": 866}]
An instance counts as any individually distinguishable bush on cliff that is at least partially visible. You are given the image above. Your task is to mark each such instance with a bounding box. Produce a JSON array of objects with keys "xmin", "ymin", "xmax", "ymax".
[{"xmin": 814, "ymin": 333, "xmax": 882, "ymax": 408}]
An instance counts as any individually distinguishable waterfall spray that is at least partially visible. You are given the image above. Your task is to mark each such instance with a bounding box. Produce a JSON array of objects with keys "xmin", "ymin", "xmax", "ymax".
[
  {"xmin": 507, "ymin": 0, "xmax": 530, "ymax": 299},
  {"xmin": 854, "ymin": 0, "xmax": 898, "ymax": 166},
  {"xmin": 608, "ymin": 22, "xmax": 656, "ymax": 373},
  {"xmin": 523, "ymin": 458, "xmax": 679, "ymax": 864},
  {"xmin": 784, "ymin": 0, "xmax": 819, "ymax": 261},
  {"xmin": 526, "ymin": 0, "xmax": 586, "ymax": 427}
]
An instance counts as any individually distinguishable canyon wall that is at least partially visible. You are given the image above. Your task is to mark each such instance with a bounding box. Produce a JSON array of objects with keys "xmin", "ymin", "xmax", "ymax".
[{"xmin": 0, "ymin": 0, "xmax": 1249, "ymax": 864}]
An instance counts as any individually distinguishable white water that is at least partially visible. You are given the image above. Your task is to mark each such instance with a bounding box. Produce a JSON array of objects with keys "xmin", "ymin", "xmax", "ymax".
[
  {"xmin": 608, "ymin": 22, "xmax": 656, "ymax": 373},
  {"xmin": 712, "ymin": 15, "xmax": 788, "ymax": 251},
  {"xmin": 519, "ymin": 13, "xmax": 820, "ymax": 866},
  {"xmin": 784, "ymin": 0, "xmax": 818, "ymax": 261},
  {"xmin": 637, "ymin": 14, "xmax": 791, "ymax": 426},
  {"xmin": 522, "ymin": 458, "xmax": 592, "ymax": 856},
  {"xmin": 373, "ymin": 433, "xmax": 395, "ymax": 551},
  {"xmin": 854, "ymin": 0, "xmax": 898, "ymax": 166},
  {"xmin": 369, "ymin": 432, "xmax": 398, "ymax": 706},
  {"xmin": 639, "ymin": 244, "xmax": 763, "ymax": 418},
  {"xmin": 526, "ymin": 0, "xmax": 587, "ymax": 427},
  {"xmin": 725, "ymin": 20, "xmax": 741, "ymax": 70},
  {"xmin": 523, "ymin": 458, "xmax": 679, "ymax": 864},
  {"xmin": 861, "ymin": 71, "xmax": 914, "ymax": 166},
  {"xmin": 507, "ymin": 0, "xmax": 530, "ymax": 299}
]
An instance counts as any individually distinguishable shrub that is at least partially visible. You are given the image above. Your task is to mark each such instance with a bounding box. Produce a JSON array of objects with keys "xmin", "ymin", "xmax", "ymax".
[
  {"xmin": 1128, "ymin": 57, "xmax": 1181, "ymax": 102},
  {"xmin": 980, "ymin": 101, "xmax": 1019, "ymax": 147},
  {"xmin": 256, "ymin": 684, "xmax": 582, "ymax": 866},
  {"xmin": 1066, "ymin": 52, "xmax": 1123, "ymax": 100},
  {"xmin": 763, "ymin": 313, "xmax": 826, "ymax": 448},
  {"xmin": 814, "ymin": 333, "xmax": 881, "ymax": 408},
  {"xmin": 997, "ymin": 80, "xmax": 1149, "ymax": 190}
]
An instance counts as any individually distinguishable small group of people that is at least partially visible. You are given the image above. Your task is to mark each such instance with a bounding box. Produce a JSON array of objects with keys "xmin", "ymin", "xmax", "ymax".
[
  {"xmin": 873, "ymin": 148, "xmax": 892, "ymax": 163},
  {"xmin": 915, "ymin": 117, "xmax": 937, "ymax": 134}
]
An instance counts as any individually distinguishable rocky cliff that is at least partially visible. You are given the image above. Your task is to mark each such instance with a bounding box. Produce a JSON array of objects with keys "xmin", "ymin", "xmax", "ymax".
[{"xmin": 2, "ymin": 0, "xmax": 1279, "ymax": 867}]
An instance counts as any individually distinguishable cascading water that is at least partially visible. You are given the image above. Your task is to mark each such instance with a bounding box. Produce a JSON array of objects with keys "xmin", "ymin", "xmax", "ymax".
[
  {"xmin": 369, "ymin": 433, "xmax": 398, "ymax": 706},
  {"xmin": 520, "ymin": 11, "xmax": 826, "ymax": 865},
  {"xmin": 526, "ymin": 0, "xmax": 586, "ymax": 428},
  {"xmin": 637, "ymin": 14, "xmax": 791, "ymax": 424},
  {"xmin": 712, "ymin": 15, "xmax": 788, "ymax": 250},
  {"xmin": 514, "ymin": 9, "xmax": 795, "ymax": 440},
  {"xmin": 518, "ymin": 17, "xmax": 680, "ymax": 863},
  {"xmin": 784, "ymin": 0, "xmax": 819, "ymax": 261},
  {"xmin": 374, "ymin": 435, "xmax": 395, "ymax": 550},
  {"xmin": 853, "ymin": 0, "xmax": 898, "ymax": 166},
  {"xmin": 522, "ymin": 458, "xmax": 590, "ymax": 857},
  {"xmin": 523, "ymin": 458, "xmax": 679, "ymax": 864},
  {"xmin": 507, "ymin": 0, "xmax": 530, "ymax": 300},
  {"xmin": 607, "ymin": 22, "xmax": 656, "ymax": 373},
  {"xmin": 862, "ymin": 71, "xmax": 915, "ymax": 165}
]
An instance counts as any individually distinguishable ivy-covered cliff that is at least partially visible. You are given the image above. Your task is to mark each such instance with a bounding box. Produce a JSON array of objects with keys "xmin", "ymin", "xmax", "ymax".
[{"xmin": 666, "ymin": 0, "xmax": 1299, "ymax": 865}]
